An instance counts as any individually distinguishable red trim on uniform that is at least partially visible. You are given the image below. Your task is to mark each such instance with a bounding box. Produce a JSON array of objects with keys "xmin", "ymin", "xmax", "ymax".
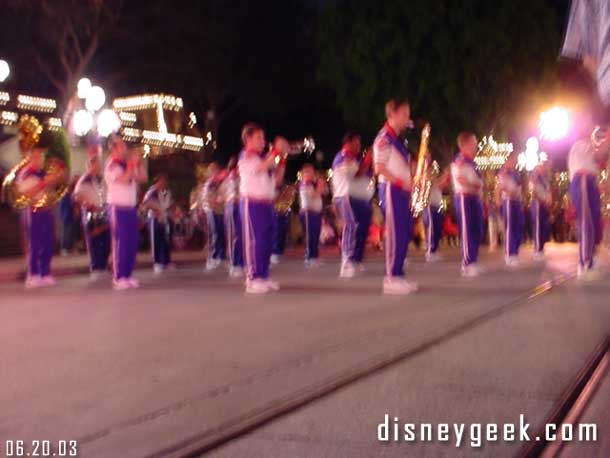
[{"xmin": 384, "ymin": 123, "xmax": 398, "ymax": 139}]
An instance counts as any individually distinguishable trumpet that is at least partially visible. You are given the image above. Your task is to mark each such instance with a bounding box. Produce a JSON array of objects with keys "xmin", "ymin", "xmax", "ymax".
[{"xmin": 273, "ymin": 136, "xmax": 316, "ymax": 158}]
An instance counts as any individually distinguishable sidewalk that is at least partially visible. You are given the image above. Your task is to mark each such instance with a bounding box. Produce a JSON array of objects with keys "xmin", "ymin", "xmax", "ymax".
[{"xmin": 0, "ymin": 249, "xmax": 206, "ymax": 283}]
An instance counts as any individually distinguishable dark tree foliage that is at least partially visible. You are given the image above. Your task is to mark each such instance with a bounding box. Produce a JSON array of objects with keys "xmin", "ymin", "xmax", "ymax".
[{"xmin": 318, "ymin": 0, "xmax": 562, "ymax": 162}]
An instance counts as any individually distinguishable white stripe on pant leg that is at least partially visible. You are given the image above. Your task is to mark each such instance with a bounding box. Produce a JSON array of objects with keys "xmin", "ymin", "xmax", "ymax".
[
  {"xmin": 385, "ymin": 184, "xmax": 396, "ymax": 276},
  {"xmin": 460, "ymin": 194, "xmax": 469, "ymax": 266},
  {"xmin": 110, "ymin": 206, "xmax": 119, "ymax": 280},
  {"xmin": 582, "ymin": 176, "xmax": 592, "ymax": 267},
  {"xmin": 504, "ymin": 199, "xmax": 511, "ymax": 256},
  {"xmin": 243, "ymin": 199, "xmax": 257, "ymax": 278},
  {"xmin": 150, "ymin": 219, "xmax": 156, "ymax": 264},
  {"xmin": 304, "ymin": 211, "xmax": 310, "ymax": 259},
  {"xmin": 427, "ymin": 206, "xmax": 432, "ymax": 256}
]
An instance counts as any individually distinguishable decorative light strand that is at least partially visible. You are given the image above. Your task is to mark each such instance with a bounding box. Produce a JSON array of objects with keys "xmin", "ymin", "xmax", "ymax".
[
  {"xmin": 113, "ymin": 94, "xmax": 183, "ymax": 112},
  {"xmin": 118, "ymin": 111, "xmax": 137, "ymax": 125},
  {"xmin": 16, "ymin": 94, "xmax": 56, "ymax": 113},
  {"xmin": 0, "ymin": 91, "xmax": 9, "ymax": 105},
  {"xmin": 0, "ymin": 110, "xmax": 18, "ymax": 125}
]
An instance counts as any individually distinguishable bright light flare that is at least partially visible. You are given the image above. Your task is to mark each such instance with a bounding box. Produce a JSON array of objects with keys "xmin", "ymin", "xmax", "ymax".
[
  {"xmin": 97, "ymin": 109, "xmax": 121, "ymax": 137},
  {"xmin": 77, "ymin": 78, "xmax": 92, "ymax": 99},
  {"xmin": 85, "ymin": 86, "xmax": 105, "ymax": 112},
  {"xmin": 73, "ymin": 109, "xmax": 93, "ymax": 136},
  {"xmin": 0, "ymin": 60, "xmax": 10, "ymax": 83},
  {"xmin": 539, "ymin": 107, "xmax": 570, "ymax": 141}
]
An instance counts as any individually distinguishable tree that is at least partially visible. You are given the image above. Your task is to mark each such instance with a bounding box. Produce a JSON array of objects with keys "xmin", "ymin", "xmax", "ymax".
[
  {"xmin": 5, "ymin": 0, "xmax": 123, "ymax": 117},
  {"xmin": 318, "ymin": 0, "xmax": 561, "ymax": 163}
]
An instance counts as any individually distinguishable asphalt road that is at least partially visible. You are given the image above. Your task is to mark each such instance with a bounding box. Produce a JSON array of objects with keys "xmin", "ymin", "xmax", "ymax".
[{"xmin": 0, "ymin": 244, "xmax": 608, "ymax": 458}]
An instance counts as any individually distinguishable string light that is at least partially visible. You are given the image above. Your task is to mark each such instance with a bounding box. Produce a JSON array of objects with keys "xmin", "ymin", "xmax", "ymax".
[
  {"xmin": 0, "ymin": 110, "xmax": 18, "ymax": 125},
  {"xmin": 113, "ymin": 94, "xmax": 183, "ymax": 112},
  {"xmin": 17, "ymin": 95, "xmax": 56, "ymax": 113},
  {"xmin": 119, "ymin": 127, "xmax": 204, "ymax": 152},
  {"xmin": 188, "ymin": 112, "xmax": 197, "ymax": 128},
  {"xmin": 47, "ymin": 117, "xmax": 62, "ymax": 131},
  {"xmin": 0, "ymin": 91, "xmax": 9, "ymax": 105},
  {"xmin": 118, "ymin": 111, "xmax": 136, "ymax": 125},
  {"xmin": 475, "ymin": 135, "xmax": 513, "ymax": 171}
]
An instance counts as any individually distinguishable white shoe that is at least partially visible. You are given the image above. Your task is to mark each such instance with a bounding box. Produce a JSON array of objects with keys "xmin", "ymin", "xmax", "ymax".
[
  {"xmin": 577, "ymin": 264, "xmax": 602, "ymax": 281},
  {"xmin": 339, "ymin": 261, "xmax": 355, "ymax": 278},
  {"xmin": 265, "ymin": 278, "xmax": 280, "ymax": 291},
  {"xmin": 355, "ymin": 263, "xmax": 366, "ymax": 272},
  {"xmin": 382, "ymin": 277, "xmax": 418, "ymax": 295},
  {"xmin": 25, "ymin": 275, "xmax": 43, "ymax": 289},
  {"xmin": 305, "ymin": 259, "xmax": 322, "ymax": 268},
  {"xmin": 39, "ymin": 275, "xmax": 57, "ymax": 287},
  {"xmin": 153, "ymin": 264, "xmax": 165, "ymax": 275},
  {"xmin": 89, "ymin": 271, "xmax": 101, "ymax": 281},
  {"xmin": 461, "ymin": 264, "xmax": 481, "ymax": 277},
  {"xmin": 270, "ymin": 254, "xmax": 281, "ymax": 265},
  {"xmin": 127, "ymin": 277, "xmax": 140, "ymax": 288},
  {"xmin": 165, "ymin": 263, "xmax": 177, "ymax": 271},
  {"xmin": 505, "ymin": 255, "xmax": 520, "ymax": 268},
  {"xmin": 229, "ymin": 266, "xmax": 244, "ymax": 278},
  {"xmin": 425, "ymin": 252, "xmax": 442, "ymax": 263},
  {"xmin": 205, "ymin": 258, "xmax": 220, "ymax": 271},
  {"xmin": 113, "ymin": 278, "xmax": 131, "ymax": 291},
  {"xmin": 245, "ymin": 278, "xmax": 270, "ymax": 294},
  {"xmin": 532, "ymin": 252, "xmax": 545, "ymax": 262}
]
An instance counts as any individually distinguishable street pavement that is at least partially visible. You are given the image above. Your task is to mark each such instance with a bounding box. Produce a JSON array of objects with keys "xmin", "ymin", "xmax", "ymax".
[{"xmin": 0, "ymin": 243, "xmax": 608, "ymax": 458}]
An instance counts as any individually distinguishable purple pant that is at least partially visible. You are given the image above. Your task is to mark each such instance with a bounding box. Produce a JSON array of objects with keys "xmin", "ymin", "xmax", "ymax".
[
  {"xmin": 82, "ymin": 212, "xmax": 110, "ymax": 272},
  {"xmin": 379, "ymin": 183, "xmax": 412, "ymax": 278},
  {"xmin": 24, "ymin": 208, "xmax": 55, "ymax": 277},
  {"xmin": 241, "ymin": 198, "xmax": 273, "ymax": 280},
  {"xmin": 206, "ymin": 210, "xmax": 226, "ymax": 261},
  {"xmin": 300, "ymin": 210, "xmax": 322, "ymax": 260},
  {"xmin": 109, "ymin": 205, "xmax": 139, "ymax": 280},
  {"xmin": 225, "ymin": 202, "xmax": 244, "ymax": 268},
  {"xmin": 334, "ymin": 196, "xmax": 357, "ymax": 263},
  {"xmin": 530, "ymin": 199, "xmax": 551, "ymax": 254},
  {"xmin": 454, "ymin": 194, "xmax": 483, "ymax": 267},
  {"xmin": 149, "ymin": 218, "xmax": 171, "ymax": 266},
  {"xmin": 351, "ymin": 197, "xmax": 372, "ymax": 264},
  {"xmin": 570, "ymin": 174, "xmax": 602, "ymax": 269},
  {"xmin": 501, "ymin": 199, "xmax": 524, "ymax": 257},
  {"xmin": 423, "ymin": 205, "xmax": 444, "ymax": 255}
]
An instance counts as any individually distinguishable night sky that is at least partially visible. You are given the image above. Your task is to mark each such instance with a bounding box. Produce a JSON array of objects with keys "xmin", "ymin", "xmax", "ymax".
[{"xmin": 0, "ymin": 0, "xmax": 580, "ymax": 168}]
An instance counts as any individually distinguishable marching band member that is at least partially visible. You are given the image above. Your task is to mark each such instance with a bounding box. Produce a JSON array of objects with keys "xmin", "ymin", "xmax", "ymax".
[
  {"xmin": 202, "ymin": 163, "xmax": 227, "ymax": 271},
  {"xmin": 451, "ymin": 132, "xmax": 484, "ymax": 277},
  {"xmin": 529, "ymin": 162, "xmax": 552, "ymax": 261},
  {"xmin": 74, "ymin": 155, "xmax": 110, "ymax": 280},
  {"xmin": 373, "ymin": 99, "xmax": 418, "ymax": 294},
  {"xmin": 568, "ymin": 126, "xmax": 605, "ymax": 279},
  {"xmin": 223, "ymin": 157, "xmax": 244, "ymax": 278},
  {"xmin": 239, "ymin": 123, "xmax": 282, "ymax": 294},
  {"xmin": 271, "ymin": 136, "xmax": 290, "ymax": 265},
  {"xmin": 423, "ymin": 168, "xmax": 449, "ymax": 262},
  {"xmin": 331, "ymin": 131, "xmax": 362, "ymax": 278},
  {"xmin": 299, "ymin": 163, "xmax": 325, "ymax": 267},
  {"xmin": 17, "ymin": 139, "xmax": 58, "ymax": 288},
  {"xmin": 350, "ymin": 148, "xmax": 375, "ymax": 270},
  {"xmin": 497, "ymin": 153, "xmax": 524, "ymax": 267},
  {"xmin": 142, "ymin": 173, "xmax": 174, "ymax": 274},
  {"xmin": 104, "ymin": 135, "xmax": 148, "ymax": 290}
]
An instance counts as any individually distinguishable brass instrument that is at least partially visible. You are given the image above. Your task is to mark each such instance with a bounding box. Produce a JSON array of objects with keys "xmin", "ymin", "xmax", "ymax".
[
  {"xmin": 2, "ymin": 115, "xmax": 68, "ymax": 211},
  {"xmin": 272, "ymin": 136, "xmax": 316, "ymax": 165},
  {"xmin": 410, "ymin": 123, "xmax": 431, "ymax": 217},
  {"xmin": 274, "ymin": 185, "xmax": 297, "ymax": 213}
]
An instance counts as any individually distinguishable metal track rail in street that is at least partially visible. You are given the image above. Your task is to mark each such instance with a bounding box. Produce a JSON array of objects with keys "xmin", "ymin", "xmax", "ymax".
[
  {"xmin": 134, "ymin": 272, "xmax": 575, "ymax": 458},
  {"xmin": 518, "ymin": 334, "xmax": 610, "ymax": 458}
]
